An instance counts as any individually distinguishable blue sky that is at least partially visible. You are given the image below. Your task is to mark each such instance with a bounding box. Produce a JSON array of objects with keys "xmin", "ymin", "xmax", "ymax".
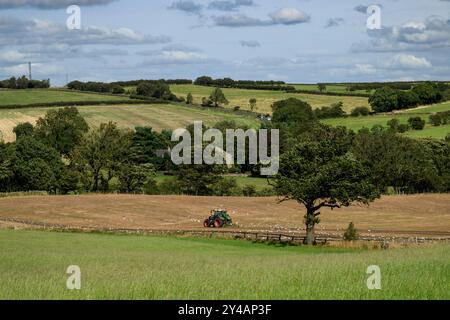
[{"xmin": 0, "ymin": 0, "xmax": 449, "ymax": 85}]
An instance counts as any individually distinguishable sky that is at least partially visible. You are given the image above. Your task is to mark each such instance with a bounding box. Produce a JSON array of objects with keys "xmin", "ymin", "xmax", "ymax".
[{"xmin": 0, "ymin": 0, "xmax": 449, "ymax": 86}]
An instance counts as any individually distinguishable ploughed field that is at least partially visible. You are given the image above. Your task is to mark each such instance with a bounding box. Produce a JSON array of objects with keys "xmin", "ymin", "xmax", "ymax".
[{"xmin": 0, "ymin": 194, "xmax": 449, "ymax": 238}]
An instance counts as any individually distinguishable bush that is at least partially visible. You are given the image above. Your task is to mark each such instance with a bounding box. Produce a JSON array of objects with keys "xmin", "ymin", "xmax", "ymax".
[
  {"xmin": 429, "ymin": 114, "xmax": 442, "ymax": 127},
  {"xmin": 242, "ymin": 184, "xmax": 257, "ymax": 197},
  {"xmin": 111, "ymin": 85, "xmax": 125, "ymax": 94},
  {"xmin": 408, "ymin": 117, "xmax": 426, "ymax": 130},
  {"xmin": 397, "ymin": 124, "xmax": 410, "ymax": 133},
  {"xmin": 387, "ymin": 119, "xmax": 400, "ymax": 132},
  {"xmin": 351, "ymin": 106, "xmax": 370, "ymax": 117},
  {"xmin": 343, "ymin": 222, "xmax": 359, "ymax": 241},
  {"xmin": 314, "ymin": 102, "xmax": 345, "ymax": 119},
  {"xmin": 212, "ymin": 178, "xmax": 239, "ymax": 196}
]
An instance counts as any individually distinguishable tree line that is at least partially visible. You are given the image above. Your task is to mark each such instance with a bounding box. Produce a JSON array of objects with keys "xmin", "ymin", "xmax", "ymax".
[
  {"xmin": 194, "ymin": 76, "xmax": 294, "ymax": 91},
  {"xmin": 0, "ymin": 76, "xmax": 50, "ymax": 89},
  {"xmin": 369, "ymin": 82, "xmax": 447, "ymax": 113}
]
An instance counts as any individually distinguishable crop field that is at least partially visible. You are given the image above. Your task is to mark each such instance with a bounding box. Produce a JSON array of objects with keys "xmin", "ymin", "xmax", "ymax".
[
  {"xmin": 0, "ymin": 229, "xmax": 448, "ymax": 299},
  {"xmin": 1, "ymin": 194, "xmax": 449, "ymax": 237},
  {"xmin": 323, "ymin": 102, "xmax": 450, "ymax": 139},
  {"xmin": 170, "ymin": 84, "xmax": 370, "ymax": 114},
  {"xmin": 0, "ymin": 89, "xmax": 127, "ymax": 106},
  {"xmin": 0, "ymin": 104, "xmax": 259, "ymax": 142}
]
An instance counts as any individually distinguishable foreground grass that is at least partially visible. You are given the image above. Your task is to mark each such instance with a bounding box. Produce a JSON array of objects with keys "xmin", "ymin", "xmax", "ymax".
[
  {"xmin": 0, "ymin": 104, "xmax": 259, "ymax": 142},
  {"xmin": 0, "ymin": 230, "xmax": 448, "ymax": 300},
  {"xmin": 0, "ymin": 89, "xmax": 126, "ymax": 106},
  {"xmin": 170, "ymin": 84, "xmax": 369, "ymax": 114}
]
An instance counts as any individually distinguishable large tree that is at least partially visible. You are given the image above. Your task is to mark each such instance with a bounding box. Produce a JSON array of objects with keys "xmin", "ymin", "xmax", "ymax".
[
  {"xmin": 34, "ymin": 107, "xmax": 88, "ymax": 157},
  {"xmin": 369, "ymin": 87, "xmax": 399, "ymax": 113},
  {"xmin": 272, "ymin": 127, "xmax": 379, "ymax": 245},
  {"xmin": 71, "ymin": 122, "xmax": 132, "ymax": 192}
]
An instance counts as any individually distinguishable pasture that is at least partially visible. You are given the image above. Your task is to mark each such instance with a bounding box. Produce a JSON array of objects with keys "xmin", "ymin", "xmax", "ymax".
[
  {"xmin": 0, "ymin": 104, "xmax": 259, "ymax": 142},
  {"xmin": 322, "ymin": 102, "xmax": 450, "ymax": 139},
  {"xmin": 0, "ymin": 229, "xmax": 448, "ymax": 299},
  {"xmin": 170, "ymin": 84, "xmax": 370, "ymax": 114},
  {"xmin": 0, "ymin": 89, "xmax": 127, "ymax": 106},
  {"xmin": 291, "ymin": 83, "xmax": 373, "ymax": 95}
]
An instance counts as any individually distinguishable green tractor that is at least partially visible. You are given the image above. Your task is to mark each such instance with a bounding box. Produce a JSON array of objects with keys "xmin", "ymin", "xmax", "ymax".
[{"xmin": 203, "ymin": 209, "xmax": 233, "ymax": 228}]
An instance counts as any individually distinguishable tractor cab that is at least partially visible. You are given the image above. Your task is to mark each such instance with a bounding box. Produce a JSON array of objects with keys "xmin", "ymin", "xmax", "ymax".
[{"xmin": 203, "ymin": 209, "xmax": 233, "ymax": 228}]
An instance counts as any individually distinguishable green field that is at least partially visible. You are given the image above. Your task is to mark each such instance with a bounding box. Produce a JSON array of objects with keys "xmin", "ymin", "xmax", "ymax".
[
  {"xmin": 170, "ymin": 84, "xmax": 370, "ymax": 114},
  {"xmin": 0, "ymin": 104, "xmax": 259, "ymax": 142},
  {"xmin": 155, "ymin": 174, "xmax": 270, "ymax": 191},
  {"xmin": 291, "ymin": 84, "xmax": 373, "ymax": 95},
  {"xmin": 323, "ymin": 102, "xmax": 450, "ymax": 139},
  {"xmin": 0, "ymin": 89, "xmax": 127, "ymax": 106},
  {"xmin": 0, "ymin": 229, "xmax": 448, "ymax": 300}
]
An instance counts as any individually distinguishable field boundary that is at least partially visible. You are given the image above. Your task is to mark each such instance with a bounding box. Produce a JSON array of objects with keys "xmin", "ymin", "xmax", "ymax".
[{"xmin": 1, "ymin": 216, "xmax": 449, "ymax": 245}]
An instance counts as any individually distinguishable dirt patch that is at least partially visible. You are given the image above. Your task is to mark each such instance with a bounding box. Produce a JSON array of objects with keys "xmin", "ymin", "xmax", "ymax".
[{"xmin": 0, "ymin": 194, "xmax": 449, "ymax": 237}]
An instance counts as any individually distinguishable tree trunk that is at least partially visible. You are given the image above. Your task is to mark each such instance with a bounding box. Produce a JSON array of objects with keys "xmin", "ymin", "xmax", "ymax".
[{"xmin": 304, "ymin": 207, "xmax": 316, "ymax": 245}]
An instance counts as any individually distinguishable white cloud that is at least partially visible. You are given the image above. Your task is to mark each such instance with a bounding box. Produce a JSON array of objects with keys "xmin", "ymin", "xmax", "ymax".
[
  {"xmin": 0, "ymin": 16, "xmax": 171, "ymax": 47},
  {"xmin": 269, "ymin": 8, "xmax": 310, "ymax": 25},
  {"xmin": 388, "ymin": 54, "xmax": 432, "ymax": 69},
  {"xmin": 0, "ymin": 50, "xmax": 26, "ymax": 63},
  {"xmin": 350, "ymin": 63, "xmax": 377, "ymax": 75},
  {"xmin": 0, "ymin": 0, "xmax": 117, "ymax": 9},
  {"xmin": 1, "ymin": 62, "xmax": 64, "ymax": 76}
]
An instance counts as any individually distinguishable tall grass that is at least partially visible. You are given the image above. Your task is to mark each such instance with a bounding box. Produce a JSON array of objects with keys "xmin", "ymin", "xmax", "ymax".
[{"xmin": 0, "ymin": 230, "xmax": 448, "ymax": 300}]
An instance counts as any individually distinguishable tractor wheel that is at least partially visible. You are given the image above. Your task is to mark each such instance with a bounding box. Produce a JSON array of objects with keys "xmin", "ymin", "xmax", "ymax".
[
  {"xmin": 214, "ymin": 218, "xmax": 223, "ymax": 228},
  {"xmin": 203, "ymin": 219, "xmax": 210, "ymax": 228}
]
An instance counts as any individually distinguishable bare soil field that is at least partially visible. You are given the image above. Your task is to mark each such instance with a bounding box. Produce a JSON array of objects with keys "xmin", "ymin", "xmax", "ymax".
[{"xmin": 0, "ymin": 194, "xmax": 449, "ymax": 237}]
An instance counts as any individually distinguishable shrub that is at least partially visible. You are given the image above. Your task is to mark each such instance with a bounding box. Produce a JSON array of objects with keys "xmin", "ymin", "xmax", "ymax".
[
  {"xmin": 212, "ymin": 177, "xmax": 239, "ymax": 196},
  {"xmin": 186, "ymin": 93, "xmax": 194, "ymax": 105},
  {"xmin": 351, "ymin": 106, "xmax": 370, "ymax": 117},
  {"xmin": 429, "ymin": 114, "xmax": 442, "ymax": 127},
  {"xmin": 111, "ymin": 85, "xmax": 125, "ymax": 94},
  {"xmin": 408, "ymin": 117, "xmax": 426, "ymax": 130},
  {"xmin": 242, "ymin": 184, "xmax": 257, "ymax": 197},
  {"xmin": 387, "ymin": 118, "xmax": 400, "ymax": 132},
  {"xmin": 314, "ymin": 102, "xmax": 345, "ymax": 119},
  {"xmin": 397, "ymin": 124, "xmax": 410, "ymax": 133},
  {"xmin": 343, "ymin": 222, "xmax": 359, "ymax": 241}
]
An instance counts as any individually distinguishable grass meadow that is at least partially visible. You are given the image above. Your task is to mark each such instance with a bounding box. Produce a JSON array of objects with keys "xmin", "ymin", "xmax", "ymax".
[
  {"xmin": 322, "ymin": 102, "xmax": 450, "ymax": 139},
  {"xmin": 291, "ymin": 84, "xmax": 373, "ymax": 95},
  {"xmin": 0, "ymin": 229, "xmax": 448, "ymax": 300},
  {"xmin": 0, "ymin": 89, "xmax": 126, "ymax": 106},
  {"xmin": 169, "ymin": 84, "xmax": 370, "ymax": 114},
  {"xmin": 154, "ymin": 173, "xmax": 271, "ymax": 191}
]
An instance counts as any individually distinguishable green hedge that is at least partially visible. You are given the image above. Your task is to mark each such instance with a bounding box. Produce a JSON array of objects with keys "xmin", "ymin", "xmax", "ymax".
[{"xmin": 291, "ymin": 89, "xmax": 371, "ymax": 98}]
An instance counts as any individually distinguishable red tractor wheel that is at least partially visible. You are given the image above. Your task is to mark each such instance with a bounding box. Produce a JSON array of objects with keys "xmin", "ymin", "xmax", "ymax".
[
  {"xmin": 214, "ymin": 218, "xmax": 223, "ymax": 228},
  {"xmin": 203, "ymin": 219, "xmax": 210, "ymax": 228}
]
